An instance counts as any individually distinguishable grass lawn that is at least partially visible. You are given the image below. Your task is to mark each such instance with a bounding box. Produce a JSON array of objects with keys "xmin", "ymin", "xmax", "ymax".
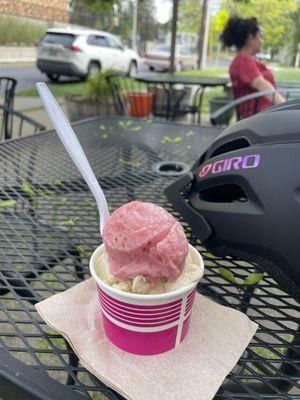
[{"xmin": 17, "ymin": 81, "xmax": 89, "ymax": 97}]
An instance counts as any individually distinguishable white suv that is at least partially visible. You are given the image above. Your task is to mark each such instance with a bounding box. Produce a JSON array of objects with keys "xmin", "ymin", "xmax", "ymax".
[{"xmin": 37, "ymin": 28, "xmax": 140, "ymax": 81}]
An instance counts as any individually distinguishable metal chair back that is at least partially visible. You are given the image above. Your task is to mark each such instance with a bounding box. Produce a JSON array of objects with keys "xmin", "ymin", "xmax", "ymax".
[
  {"xmin": 106, "ymin": 72, "xmax": 153, "ymax": 119},
  {"xmin": 0, "ymin": 77, "xmax": 17, "ymax": 139},
  {"xmin": 210, "ymin": 88, "xmax": 300, "ymax": 126},
  {"xmin": 0, "ymin": 105, "xmax": 46, "ymax": 141}
]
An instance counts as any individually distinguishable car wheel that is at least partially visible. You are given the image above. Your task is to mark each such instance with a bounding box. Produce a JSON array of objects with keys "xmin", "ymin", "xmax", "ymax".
[
  {"xmin": 47, "ymin": 73, "xmax": 60, "ymax": 82},
  {"xmin": 88, "ymin": 62, "xmax": 101, "ymax": 78},
  {"xmin": 128, "ymin": 61, "xmax": 137, "ymax": 77}
]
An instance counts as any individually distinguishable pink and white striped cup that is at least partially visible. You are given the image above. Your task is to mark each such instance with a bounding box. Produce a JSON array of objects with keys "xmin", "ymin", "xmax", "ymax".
[{"xmin": 90, "ymin": 244, "xmax": 204, "ymax": 355}]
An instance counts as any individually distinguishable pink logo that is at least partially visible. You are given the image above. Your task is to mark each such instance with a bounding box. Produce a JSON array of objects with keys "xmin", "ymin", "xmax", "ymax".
[
  {"xmin": 198, "ymin": 154, "xmax": 260, "ymax": 178},
  {"xmin": 199, "ymin": 164, "xmax": 212, "ymax": 177}
]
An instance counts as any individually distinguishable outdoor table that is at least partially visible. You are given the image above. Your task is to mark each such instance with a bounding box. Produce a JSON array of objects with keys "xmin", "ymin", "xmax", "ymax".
[
  {"xmin": 135, "ymin": 73, "xmax": 229, "ymax": 122},
  {"xmin": 0, "ymin": 117, "xmax": 299, "ymax": 400}
]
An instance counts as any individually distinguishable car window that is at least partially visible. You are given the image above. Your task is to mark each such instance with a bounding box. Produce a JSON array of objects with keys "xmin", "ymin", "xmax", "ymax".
[
  {"xmin": 107, "ymin": 37, "xmax": 123, "ymax": 50},
  {"xmin": 179, "ymin": 47, "xmax": 197, "ymax": 55},
  {"xmin": 153, "ymin": 45, "xmax": 171, "ymax": 53},
  {"xmin": 42, "ymin": 33, "xmax": 76, "ymax": 46},
  {"xmin": 87, "ymin": 35, "xmax": 110, "ymax": 47},
  {"xmin": 179, "ymin": 48, "xmax": 189, "ymax": 55}
]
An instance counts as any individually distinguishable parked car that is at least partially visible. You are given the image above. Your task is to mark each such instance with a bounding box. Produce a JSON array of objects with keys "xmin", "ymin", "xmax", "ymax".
[
  {"xmin": 36, "ymin": 28, "xmax": 140, "ymax": 81},
  {"xmin": 256, "ymin": 51, "xmax": 272, "ymax": 61},
  {"xmin": 142, "ymin": 44, "xmax": 198, "ymax": 71}
]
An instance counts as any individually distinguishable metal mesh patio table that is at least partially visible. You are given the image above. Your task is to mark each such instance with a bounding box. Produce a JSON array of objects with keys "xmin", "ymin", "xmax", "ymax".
[{"xmin": 0, "ymin": 117, "xmax": 299, "ymax": 400}]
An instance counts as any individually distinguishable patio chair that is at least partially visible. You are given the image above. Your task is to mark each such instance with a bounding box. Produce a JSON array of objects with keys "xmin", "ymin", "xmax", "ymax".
[
  {"xmin": 0, "ymin": 77, "xmax": 17, "ymax": 139},
  {"xmin": 106, "ymin": 72, "xmax": 197, "ymax": 121},
  {"xmin": 0, "ymin": 105, "xmax": 46, "ymax": 141},
  {"xmin": 106, "ymin": 72, "xmax": 153, "ymax": 118},
  {"xmin": 0, "ymin": 77, "xmax": 16, "ymax": 109},
  {"xmin": 210, "ymin": 88, "xmax": 300, "ymax": 126}
]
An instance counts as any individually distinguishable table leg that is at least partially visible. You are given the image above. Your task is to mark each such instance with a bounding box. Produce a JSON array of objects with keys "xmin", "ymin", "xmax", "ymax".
[{"xmin": 197, "ymin": 86, "xmax": 206, "ymax": 124}]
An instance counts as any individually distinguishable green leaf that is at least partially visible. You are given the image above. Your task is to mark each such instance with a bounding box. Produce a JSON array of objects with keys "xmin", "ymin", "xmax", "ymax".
[
  {"xmin": 84, "ymin": 199, "xmax": 96, "ymax": 207},
  {"xmin": 186, "ymin": 130, "xmax": 195, "ymax": 137},
  {"xmin": 145, "ymin": 118, "xmax": 153, "ymax": 124},
  {"xmin": 161, "ymin": 135, "xmax": 172, "ymax": 144},
  {"xmin": 173, "ymin": 136, "xmax": 183, "ymax": 143},
  {"xmin": 32, "ymin": 200, "xmax": 40, "ymax": 209},
  {"xmin": 218, "ymin": 267, "xmax": 238, "ymax": 284},
  {"xmin": 58, "ymin": 217, "xmax": 78, "ymax": 227},
  {"xmin": 99, "ymin": 124, "xmax": 106, "ymax": 130},
  {"xmin": 0, "ymin": 200, "xmax": 16, "ymax": 207},
  {"xmin": 58, "ymin": 197, "xmax": 67, "ymax": 206},
  {"xmin": 118, "ymin": 121, "xmax": 125, "ymax": 128},
  {"xmin": 118, "ymin": 159, "xmax": 141, "ymax": 168},
  {"xmin": 126, "ymin": 120, "xmax": 133, "ymax": 126},
  {"xmin": 76, "ymin": 244, "xmax": 85, "ymax": 253},
  {"xmin": 38, "ymin": 190, "xmax": 48, "ymax": 197},
  {"xmin": 243, "ymin": 272, "xmax": 264, "ymax": 286},
  {"xmin": 101, "ymin": 133, "xmax": 108, "ymax": 139},
  {"xmin": 130, "ymin": 126, "xmax": 142, "ymax": 132},
  {"xmin": 54, "ymin": 179, "xmax": 62, "ymax": 187},
  {"xmin": 22, "ymin": 183, "xmax": 35, "ymax": 196}
]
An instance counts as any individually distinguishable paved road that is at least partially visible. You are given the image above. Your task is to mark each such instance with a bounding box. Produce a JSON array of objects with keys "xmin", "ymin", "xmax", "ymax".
[
  {"xmin": 0, "ymin": 63, "xmax": 80, "ymax": 92},
  {"xmin": 0, "ymin": 64, "xmax": 47, "ymax": 92}
]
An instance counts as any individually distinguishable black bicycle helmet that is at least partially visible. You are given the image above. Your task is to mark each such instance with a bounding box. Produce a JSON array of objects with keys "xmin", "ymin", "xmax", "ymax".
[{"xmin": 165, "ymin": 101, "xmax": 300, "ymax": 300}]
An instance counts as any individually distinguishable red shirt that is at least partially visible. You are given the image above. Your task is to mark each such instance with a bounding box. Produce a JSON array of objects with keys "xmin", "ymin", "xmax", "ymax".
[{"xmin": 229, "ymin": 54, "xmax": 277, "ymax": 119}]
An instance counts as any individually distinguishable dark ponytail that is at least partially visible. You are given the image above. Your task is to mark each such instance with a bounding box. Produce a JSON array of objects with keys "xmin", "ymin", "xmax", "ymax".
[{"xmin": 221, "ymin": 17, "xmax": 260, "ymax": 49}]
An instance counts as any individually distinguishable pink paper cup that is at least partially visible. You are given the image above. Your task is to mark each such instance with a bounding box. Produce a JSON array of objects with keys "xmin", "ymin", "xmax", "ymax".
[{"xmin": 90, "ymin": 244, "xmax": 204, "ymax": 355}]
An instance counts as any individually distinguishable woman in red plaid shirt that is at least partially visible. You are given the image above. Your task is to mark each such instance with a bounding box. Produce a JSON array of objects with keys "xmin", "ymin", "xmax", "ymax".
[{"xmin": 221, "ymin": 17, "xmax": 285, "ymax": 119}]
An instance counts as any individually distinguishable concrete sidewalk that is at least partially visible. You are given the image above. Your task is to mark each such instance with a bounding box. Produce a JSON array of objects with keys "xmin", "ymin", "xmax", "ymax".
[{"xmin": 14, "ymin": 96, "xmax": 69, "ymax": 131}]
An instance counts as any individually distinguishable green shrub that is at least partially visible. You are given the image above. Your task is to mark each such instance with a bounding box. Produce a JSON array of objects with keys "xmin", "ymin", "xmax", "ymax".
[
  {"xmin": 86, "ymin": 70, "xmax": 114, "ymax": 102},
  {"xmin": 0, "ymin": 16, "xmax": 44, "ymax": 45}
]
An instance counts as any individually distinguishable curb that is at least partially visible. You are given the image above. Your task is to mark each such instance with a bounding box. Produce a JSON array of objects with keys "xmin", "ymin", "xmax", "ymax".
[{"xmin": 0, "ymin": 58, "xmax": 35, "ymax": 63}]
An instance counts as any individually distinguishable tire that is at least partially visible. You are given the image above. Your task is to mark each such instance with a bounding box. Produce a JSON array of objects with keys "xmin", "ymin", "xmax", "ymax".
[
  {"xmin": 47, "ymin": 73, "xmax": 60, "ymax": 82},
  {"xmin": 149, "ymin": 66, "xmax": 154, "ymax": 71},
  {"xmin": 88, "ymin": 62, "xmax": 101, "ymax": 78},
  {"xmin": 128, "ymin": 60, "xmax": 137, "ymax": 77}
]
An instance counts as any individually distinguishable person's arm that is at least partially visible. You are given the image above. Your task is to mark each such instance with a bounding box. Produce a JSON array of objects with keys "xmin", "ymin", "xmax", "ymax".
[{"xmin": 251, "ymin": 75, "xmax": 285, "ymax": 104}]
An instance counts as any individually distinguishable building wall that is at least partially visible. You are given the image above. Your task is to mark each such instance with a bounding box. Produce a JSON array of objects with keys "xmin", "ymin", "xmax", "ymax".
[{"xmin": 0, "ymin": 0, "xmax": 69, "ymax": 22}]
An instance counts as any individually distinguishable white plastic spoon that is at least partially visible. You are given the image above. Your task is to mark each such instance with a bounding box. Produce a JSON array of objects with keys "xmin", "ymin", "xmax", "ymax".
[{"xmin": 36, "ymin": 82, "xmax": 110, "ymax": 236}]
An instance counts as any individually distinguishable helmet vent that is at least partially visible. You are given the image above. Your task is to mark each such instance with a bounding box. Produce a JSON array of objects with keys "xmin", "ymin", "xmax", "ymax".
[
  {"xmin": 199, "ymin": 183, "xmax": 248, "ymax": 203},
  {"xmin": 210, "ymin": 138, "xmax": 250, "ymax": 158}
]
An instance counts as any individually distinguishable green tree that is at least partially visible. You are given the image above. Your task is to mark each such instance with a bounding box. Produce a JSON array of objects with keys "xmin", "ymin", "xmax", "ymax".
[
  {"xmin": 177, "ymin": 0, "xmax": 202, "ymax": 34},
  {"xmin": 138, "ymin": 0, "xmax": 158, "ymax": 44},
  {"xmin": 70, "ymin": 0, "xmax": 157, "ymax": 49},
  {"xmin": 221, "ymin": 0, "xmax": 297, "ymax": 54},
  {"xmin": 70, "ymin": 0, "xmax": 120, "ymax": 30},
  {"xmin": 288, "ymin": 0, "xmax": 300, "ymax": 65}
]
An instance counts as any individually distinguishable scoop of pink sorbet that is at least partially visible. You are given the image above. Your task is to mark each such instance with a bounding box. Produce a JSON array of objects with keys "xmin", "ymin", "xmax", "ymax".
[{"xmin": 102, "ymin": 201, "xmax": 188, "ymax": 282}]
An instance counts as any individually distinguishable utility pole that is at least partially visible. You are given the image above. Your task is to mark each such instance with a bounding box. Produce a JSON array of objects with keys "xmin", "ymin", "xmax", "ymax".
[
  {"xmin": 170, "ymin": 0, "xmax": 179, "ymax": 73},
  {"xmin": 132, "ymin": 0, "xmax": 138, "ymax": 51},
  {"xmin": 198, "ymin": 0, "xmax": 210, "ymax": 69}
]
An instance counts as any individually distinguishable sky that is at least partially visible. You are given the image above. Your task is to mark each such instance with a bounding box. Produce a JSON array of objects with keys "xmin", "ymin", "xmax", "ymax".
[
  {"xmin": 154, "ymin": 0, "xmax": 172, "ymax": 24},
  {"xmin": 154, "ymin": 0, "xmax": 221, "ymax": 24}
]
